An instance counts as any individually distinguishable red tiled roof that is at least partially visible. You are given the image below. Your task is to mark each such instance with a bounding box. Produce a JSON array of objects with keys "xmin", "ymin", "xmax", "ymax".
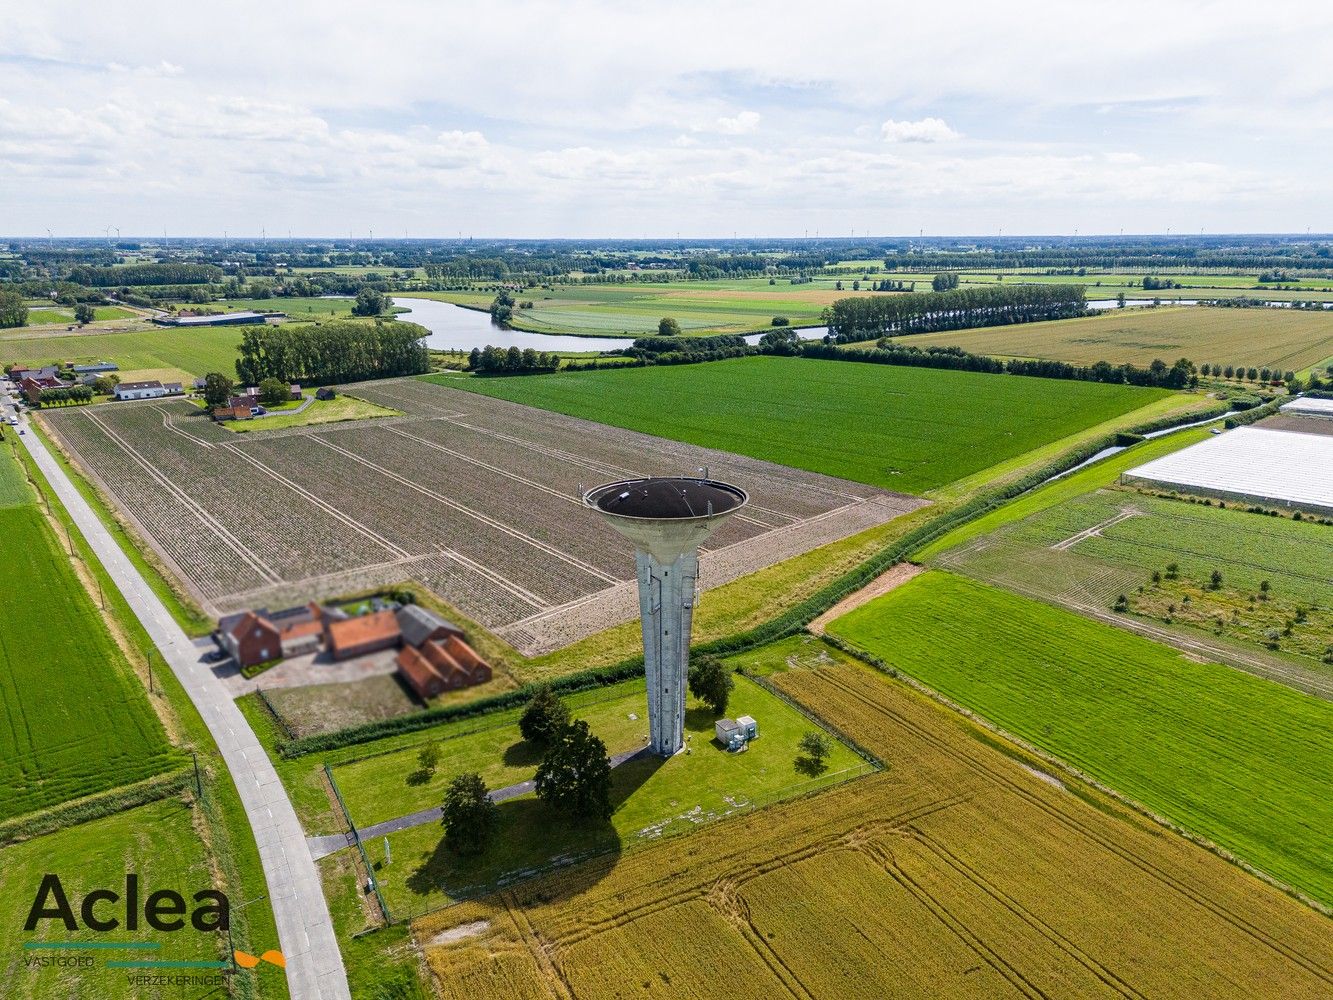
[{"xmin": 326, "ymin": 609, "xmax": 400, "ymax": 655}]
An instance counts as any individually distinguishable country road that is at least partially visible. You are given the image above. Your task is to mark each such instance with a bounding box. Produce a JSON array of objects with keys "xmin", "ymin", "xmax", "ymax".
[{"xmin": 15, "ymin": 406, "xmax": 350, "ymax": 1000}]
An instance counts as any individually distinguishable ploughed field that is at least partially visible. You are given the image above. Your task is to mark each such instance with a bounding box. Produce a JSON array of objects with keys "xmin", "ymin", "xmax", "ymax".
[
  {"xmin": 41, "ymin": 378, "xmax": 923, "ymax": 655},
  {"xmin": 444, "ymin": 356, "xmax": 1171, "ymax": 494},
  {"xmin": 417, "ymin": 647, "xmax": 1333, "ymax": 1000}
]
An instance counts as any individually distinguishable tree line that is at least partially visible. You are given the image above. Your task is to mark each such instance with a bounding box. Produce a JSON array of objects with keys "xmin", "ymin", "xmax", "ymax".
[
  {"xmin": 234, "ymin": 320, "xmax": 429, "ymax": 385},
  {"xmin": 796, "ymin": 340, "xmax": 1198, "ymax": 389},
  {"xmin": 67, "ymin": 263, "xmax": 223, "ymax": 287},
  {"xmin": 468, "ymin": 345, "xmax": 560, "ymax": 373},
  {"xmin": 824, "ymin": 284, "xmax": 1087, "ymax": 343}
]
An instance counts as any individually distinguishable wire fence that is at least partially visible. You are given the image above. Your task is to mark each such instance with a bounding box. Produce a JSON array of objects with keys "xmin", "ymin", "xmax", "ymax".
[
  {"xmin": 323, "ymin": 764, "xmax": 390, "ymax": 925},
  {"xmin": 255, "ymin": 686, "xmax": 295, "ymax": 740},
  {"xmin": 743, "ymin": 671, "xmax": 885, "ymax": 769},
  {"xmin": 369, "ymin": 755, "xmax": 878, "ymax": 926}
]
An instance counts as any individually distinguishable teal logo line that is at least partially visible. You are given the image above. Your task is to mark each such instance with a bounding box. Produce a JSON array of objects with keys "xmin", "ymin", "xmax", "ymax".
[
  {"xmin": 22, "ymin": 949, "xmax": 162, "ymax": 954},
  {"xmin": 106, "ymin": 959, "xmax": 231, "ymax": 969}
]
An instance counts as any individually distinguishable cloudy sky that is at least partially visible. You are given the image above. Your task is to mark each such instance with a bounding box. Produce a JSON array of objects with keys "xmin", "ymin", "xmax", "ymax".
[{"xmin": 3, "ymin": 1, "xmax": 1330, "ymax": 238}]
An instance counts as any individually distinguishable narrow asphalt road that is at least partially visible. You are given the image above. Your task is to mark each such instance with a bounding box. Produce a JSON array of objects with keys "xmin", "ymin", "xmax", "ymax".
[{"xmin": 18, "ymin": 413, "xmax": 351, "ymax": 1000}]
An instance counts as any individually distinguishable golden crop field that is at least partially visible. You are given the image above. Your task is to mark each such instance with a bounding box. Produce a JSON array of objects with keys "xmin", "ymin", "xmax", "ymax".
[
  {"xmin": 414, "ymin": 653, "xmax": 1333, "ymax": 999},
  {"xmin": 884, "ymin": 306, "xmax": 1333, "ymax": 372}
]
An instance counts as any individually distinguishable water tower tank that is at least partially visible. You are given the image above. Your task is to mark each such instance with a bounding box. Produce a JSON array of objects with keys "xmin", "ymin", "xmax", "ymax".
[{"xmin": 584, "ymin": 477, "xmax": 749, "ymax": 756}]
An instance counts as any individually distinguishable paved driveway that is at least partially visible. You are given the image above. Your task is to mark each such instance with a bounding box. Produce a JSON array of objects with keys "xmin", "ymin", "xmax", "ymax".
[{"xmin": 19, "ymin": 414, "xmax": 351, "ymax": 1000}]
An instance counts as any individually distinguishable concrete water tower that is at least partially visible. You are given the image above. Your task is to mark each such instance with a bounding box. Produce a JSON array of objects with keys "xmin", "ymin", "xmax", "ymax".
[{"xmin": 584, "ymin": 476, "xmax": 749, "ymax": 757}]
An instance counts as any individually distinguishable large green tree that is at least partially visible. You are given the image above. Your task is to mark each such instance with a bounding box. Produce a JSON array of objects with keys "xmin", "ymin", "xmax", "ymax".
[
  {"xmin": 0, "ymin": 289, "xmax": 28, "ymax": 328},
  {"xmin": 688, "ymin": 655, "xmax": 733, "ymax": 716},
  {"xmin": 535, "ymin": 720, "xmax": 611, "ymax": 821},
  {"xmin": 202, "ymin": 372, "xmax": 234, "ymax": 407},
  {"xmin": 351, "ymin": 287, "xmax": 390, "ymax": 316},
  {"xmin": 441, "ymin": 772, "xmax": 497, "ymax": 855},
  {"xmin": 258, "ymin": 377, "xmax": 290, "ymax": 406},
  {"xmin": 519, "ymin": 683, "xmax": 570, "ymax": 747}
]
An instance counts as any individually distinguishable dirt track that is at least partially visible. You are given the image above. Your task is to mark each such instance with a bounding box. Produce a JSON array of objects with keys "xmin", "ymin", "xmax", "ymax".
[{"xmin": 807, "ymin": 562, "xmax": 924, "ymax": 634}]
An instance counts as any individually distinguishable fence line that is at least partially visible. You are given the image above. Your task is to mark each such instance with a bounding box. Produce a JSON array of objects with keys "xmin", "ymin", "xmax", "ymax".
[
  {"xmin": 255, "ymin": 686, "xmax": 295, "ymax": 740},
  {"xmin": 324, "ymin": 763, "xmax": 391, "ymax": 924},
  {"xmin": 744, "ymin": 671, "xmax": 886, "ymax": 769},
  {"xmin": 380, "ymin": 757, "xmax": 877, "ymax": 925}
]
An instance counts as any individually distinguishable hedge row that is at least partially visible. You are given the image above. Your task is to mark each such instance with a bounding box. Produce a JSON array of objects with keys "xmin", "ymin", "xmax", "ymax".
[
  {"xmin": 1223, "ymin": 398, "xmax": 1283, "ymax": 428},
  {"xmin": 280, "ymin": 657, "xmax": 647, "ymax": 758},
  {"xmin": 283, "ymin": 401, "xmax": 1224, "ymax": 759},
  {"xmin": 0, "ymin": 766, "xmax": 193, "ymax": 845}
]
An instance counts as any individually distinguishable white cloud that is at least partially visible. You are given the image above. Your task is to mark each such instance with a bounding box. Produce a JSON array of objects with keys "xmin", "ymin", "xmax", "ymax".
[
  {"xmin": 0, "ymin": 1, "xmax": 1329, "ymax": 235},
  {"xmin": 881, "ymin": 117, "xmax": 960, "ymax": 143},
  {"xmin": 707, "ymin": 110, "xmax": 761, "ymax": 135}
]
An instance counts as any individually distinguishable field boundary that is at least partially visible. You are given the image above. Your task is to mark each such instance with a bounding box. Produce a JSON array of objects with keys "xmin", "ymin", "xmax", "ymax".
[
  {"xmin": 818, "ymin": 629, "xmax": 1333, "ymax": 918},
  {"xmin": 0, "ymin": 765, "xmax": 194, "ymax": 845},
  {"xmin": 325, "ymin": 763, "xmax": 391, "ymax": 925},
  {"xmin": 379, "ymin": 759, "xmax": 878, "ymax": 926},
  {"xmin": 281, "ymin": 403, "xmax": 1225, "ymax": 758}
]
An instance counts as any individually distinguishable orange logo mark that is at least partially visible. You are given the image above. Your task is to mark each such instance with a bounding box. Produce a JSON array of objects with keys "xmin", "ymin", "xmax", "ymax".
[{"xmin": 233, "ymin": 949, "xmax": 286, "ymax": 969}]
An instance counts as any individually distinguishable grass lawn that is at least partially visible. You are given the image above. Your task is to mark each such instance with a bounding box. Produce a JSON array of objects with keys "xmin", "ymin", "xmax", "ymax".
[
  {"xmin": 224, "ymin": 393, "xmax": 402, "ymax": 433},
  {"xmin": 206, "ymin": 297, "xmax": 357, "ymax": 320},
  {"xmin": 436, "ymin": 356, "xmax": 1172, "ymax": 494},
  {"xmin": 0, "ymin": 326, "xmax": 242, "ymax": 383},
  {"xmin": 0, "ymin": 446, "xmax": 180, "ymax": 821},
  {"xmin": 880, "ymin": 306, "xmax": 1333, "ymax": 372},
  {"xmin": 0, "ymin": 798, "xmax": 230, "ymax": 1000},
  {"xmin": 24, "ymin": 305, "xmax": 136, "ymax": 326},
  {"xmin": 359, "ymin": 675, "xmax": 866, "ymax": 918},
  {"xmin": 827, "ymin": 570, "xmax": 1333, "ymax": 906}
]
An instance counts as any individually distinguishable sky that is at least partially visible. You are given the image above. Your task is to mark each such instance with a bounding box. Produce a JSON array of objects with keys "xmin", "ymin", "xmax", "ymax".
[{"xmin": 2, "ymin": 1, "xmax": 1331, "ymax": 238}]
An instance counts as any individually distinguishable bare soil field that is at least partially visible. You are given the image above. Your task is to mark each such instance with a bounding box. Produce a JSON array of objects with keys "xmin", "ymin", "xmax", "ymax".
[
  {"xmin": 41, "ymin": 378, "xmax": 923, "ymax": 654},
  {"xmin": 416, "ymin": 653, "xmax": 1333, "ymax": 999}
]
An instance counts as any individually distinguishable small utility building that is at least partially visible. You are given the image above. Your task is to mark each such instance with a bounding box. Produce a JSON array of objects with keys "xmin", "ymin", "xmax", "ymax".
[{"xmin": 715, "ymin": 715, "xmax": 759, "ymax": 752}]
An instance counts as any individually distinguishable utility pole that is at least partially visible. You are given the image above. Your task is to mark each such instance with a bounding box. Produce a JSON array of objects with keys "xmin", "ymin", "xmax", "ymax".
[{"xmin": 191, "ymin": 750, "xmax": 203, "ymax": 799}]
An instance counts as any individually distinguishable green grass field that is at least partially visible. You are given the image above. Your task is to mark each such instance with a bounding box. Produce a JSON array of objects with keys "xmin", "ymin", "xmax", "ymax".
[
  {"xmin": 24, "ymin": 305, "xmax": 136, "ymax": 326},
  {"xmin": 827, "ymin": 571, "xmax": 1333, "ymax": 906},
  {"xmin": 0, "ymin": 798, "xmax": 230, "ymax": 1000},
  {"xmin": 425, "ymin": 279, "xmax": 869, "ymax": 335},
  {"xmin": 355, "ymin": 675, "xmax": 865, "ymax": 917},
  {"xmin": 209, "ymin": 296, "xmax": 358, "ymax": 319},
  {"xmin": 0, "ymin": 445, "xmax": 179, "ymax": 821},
  {"xmin": 879, "ymin": 306, "xmax": 1333, "ymax": 372},
  {"xmin": 0, "ymin": 327, "xmax": 242, "ymax": 382},
  {"xmin": 916, "ymin": 426, "xmax": 1216, "ymax": 559},
  {"xmin": 222, "ymin": 393, "xmax": 401, "ymax": 433},
  {"xmin": 436, "ymin": 356, "xmax": 1172, "ymax": 494}
]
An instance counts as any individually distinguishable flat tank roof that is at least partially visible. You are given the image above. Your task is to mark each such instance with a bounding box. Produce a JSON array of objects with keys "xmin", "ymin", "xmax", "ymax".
[{"xmin": 586, "ymin": 477, "xmax": 747, "ymax": 520}]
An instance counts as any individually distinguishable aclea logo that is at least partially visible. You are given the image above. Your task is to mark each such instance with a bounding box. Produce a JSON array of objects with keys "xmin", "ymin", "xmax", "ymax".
[{"xmin": 24, "ymin": 874, "xmax": 230, "ymax": 933}]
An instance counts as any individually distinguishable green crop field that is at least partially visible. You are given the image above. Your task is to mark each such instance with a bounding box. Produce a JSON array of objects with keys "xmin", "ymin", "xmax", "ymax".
[
  {"xmin": 354, "ymin": 674, "xmax": 865, "ymax": 918},
  {"xmin": 827, "ymin": 571, "xmax": 1333, "ymax": 906},
  {"xmin": 23, "ymin": 305, "xmax": 136, "ymax": 326},
  {"xmin": 0, "ymin": 326, "xmax": 243, "ymax": 382},
  {"xmin": 438, "ymin": 356, "xmax": 1172, "ymax": 494},
  {"xmin": 0, "ymin": 798, "xmax": 228, "ymax": 999},
  {"xmin": 207, "ymin": 296, "xmax": 358, "ymax": 319},
  {"xmin": 428, "ymin": 278, "xmax": 879, "ymax": 335},
  {"xmin": 921, "ymin": 420, "xmax": 1333, "ymax": 670},
  {"xmin": 419, "ymin": 639, "xmax": 1333, "ymax": 1000},
  {"xmin": 0, "ymin": 445, "xmax": 178, "ymax": 821},
  {"xmin": 880, "ymin": 305, "xmax": 1333, "ymax": 372}
]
